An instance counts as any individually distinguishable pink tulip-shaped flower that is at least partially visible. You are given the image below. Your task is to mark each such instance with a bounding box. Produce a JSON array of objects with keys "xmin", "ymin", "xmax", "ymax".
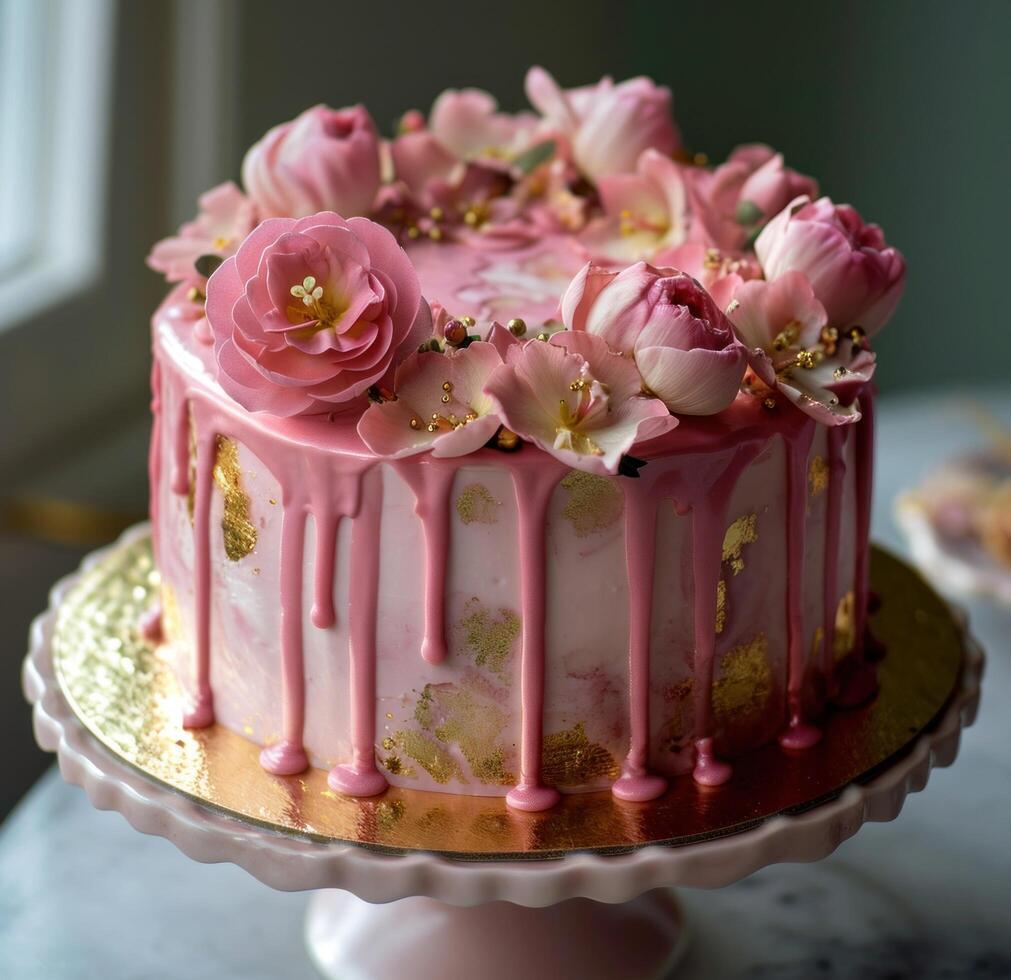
[
  {"xmin": 205, "ymin": 211, "xmax": 432, "ymax": 417},
  {"xmin": 728, "ymin": 271, "xmax": 875, "ymax": 425},
  {"xmin": 563, "ymin": 261, "xmax": 747, "ymax": 416},
  {"xmin": 147, "ymin": 182, "xmax": 257, "ymax": 283},
  {"xmin": 525, "ymin": 67, "xmax": 680, "ymax": 181},
  {"xmin": 755, "ymin": 196, "xmax": 906, "ymax": 335},
  {"xmin": 484, "ymin": 332, "xmax": 676, "ymax": 475},
  {"xmin": 691, "ymin": 145, "xmax": 817, "ymax": 250},
  {"xmin": 242, "ymin": 105, "xmax": 382, "ymax": 219},
  {"xmin": 653, "ymin": 241, "xmax": 763, "ymax": 311},
  {"xmin": 357, "ymin": 341, "xmax": 503, "ymax": 458},
  {"xmin": 583, "ymin": 149, "xmax": 691, "ymax": 261}
]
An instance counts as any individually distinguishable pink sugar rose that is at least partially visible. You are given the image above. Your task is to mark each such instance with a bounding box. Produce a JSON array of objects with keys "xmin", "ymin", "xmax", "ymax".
[
  {"xmin": 582, "ymin": 149, "xmax": 691, "ymax": 262},
  {"xmin": 728, "ymin": 271, "xmax": 875, "ymax": 425},
  {"xmin": 241, "ymin": 105, "xmax": 382, "ymax": 219},
  {"xmin": 484, "ymin": 332, "xmax": 677, "ymax": 475},
  {"xmin": 691, "ymin": 145, "xmax": 817, "ymax": 250},
  {"xmin": 562, "ymin": 261, "xmax": 747, "ymax": 416},
  {"xmin": 654, "ymin": 242, "xmax": 762, "ymax": 311},
  {"xmin": 205, "ymin": 212, "xmax": 432, "ymax": 417},
  {"xmin": 755, "ymin": 196, "xmax": 906, "ymax": 335},
  {"xmin": 357, "ymin": 341, "xmax": 503, "ymax": 458},
  {"xmin": 525, "ymin": 67, "xmax": 680, "ymax": 181},
  {"xmin": 146, "ymin": 182, "xmax": 257, "ymax": 284}
]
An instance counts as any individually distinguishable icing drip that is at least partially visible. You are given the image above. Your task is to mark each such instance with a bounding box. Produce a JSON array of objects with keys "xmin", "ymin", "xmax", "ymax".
[
  {"xmin": 170, "ymin": 392, "xmax": 191, "ymax": 497},
  {"xmin": 260, "ymin": 504, "xmax": 310, "ymax": 775},
  {"xmin": 505, "ymin": 457, "xmax": 565, "ymax": 812},
  {"xmin": 612, "ymin": 478, "xmax": 666, "ymax": 802},
  {"xmin": 689, "ymin": 443, "xmax": 767, "ymax": 785},
  {"xmin": 821, "ymin": 426, "xmax": 848, "ymax": 682},
  {"xmin": 853, "ymin": 389, "xmax": 876, "ymax": 655},
  {"xmin": 184, "ymin": 422, "xmax": 216, "ymax": 728},
  {"xmin": 779, "ymin": 423, "xmax": 821, "ymax": 750},
  {"xmin": 148, "ymin": 360, "xmax": 162, "ymax": 563},
  {"xmin": 328, "ymin": 467, "xmax": 389, "ymax": 798},
  {"xmin": 310, "ymin": 510, "xmax": 339, "ymax": 630},
  {"xmin": 393, "ymin": 460, "xmax": 457, "ymax": 665}
]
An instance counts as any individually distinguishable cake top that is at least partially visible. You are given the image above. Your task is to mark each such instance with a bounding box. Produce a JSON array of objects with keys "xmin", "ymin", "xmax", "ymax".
[{"xmin": 148, "ymin": 67, "xmax": 906, "ymax": 476}]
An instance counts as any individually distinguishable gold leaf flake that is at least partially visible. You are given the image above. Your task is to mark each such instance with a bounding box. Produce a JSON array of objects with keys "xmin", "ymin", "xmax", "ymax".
[
  {"xmin": 722, "ymin": 513, "xmax": 758, "ymax": 575},
  {"xmin": 808, "ymin": 455, "xmax": 829, "ymax": 497},
  {"xmin": 455, "ymin": 599, "xmax": 520, "ymax": 679},
  {"xmin": 213, "ymin": 436, "xmax": 257, "ymax": 561},
  {"xmin": 713, "ymin": 633, "xmax": 773, "ymax": 729},
  {"xmin": 715, "ymin": 578, "xmax": 727, "ymax": 634},
  {"xmin": 541, "ymin": 722, "xmax": 619, "ymax": 786}
]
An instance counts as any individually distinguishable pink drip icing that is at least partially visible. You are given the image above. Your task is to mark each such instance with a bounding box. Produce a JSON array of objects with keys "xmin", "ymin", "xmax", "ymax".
[
  {"xmin": 310, "ymin": 510, "xmax": 340, "ymax": 630},
  {"xmin": 147, "ymin": 359, "xmax": 162, "ymax": 562},
  {"xmin": 692, "ymin": 736, "xmax": 732, "ymax": 786},
  {"xmin": 690, "ymin": 445, "xmax": 763, "ymax": 786},
  {"xmin": 505, "ymin": 457, "xmax": 565, "ymax": 813},
  {"xmin": 184, "ymin": 423, "xmax": 216, "ymax": 729},
  {"xmin": 821, "ymin": 426, "xmax": 848, "ymax": 686},
  {"xmin": 779, "ymin": 422, "xmax": 821, "ymax": 749},
  {"xmin": 612, "ymin": 478, "xmax": 667, "ymax": 803},
  {"xmin": 393, "ymin": 460, "xmax": 456, "ymax": 665},
  {"xmin": 852, "ymin": 389, "xmax": 876, "ymax": 656},
  {"xmin": 261, "ymin": 503, "xmax": 310, "ymax": 775},
  {"xmin": 170, "ymin": 394, "xmax": 191, "ymax": 496},
  {"xmin": 328, "ymin": 467, "xmax": 388, "ymax": 798}
]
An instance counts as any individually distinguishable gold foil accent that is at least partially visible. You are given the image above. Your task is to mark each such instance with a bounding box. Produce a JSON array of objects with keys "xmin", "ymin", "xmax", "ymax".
[
  {"xmin": 541, "ymin": 723, "xmax": 620, "ymax": 786},
  {"xmin": 715, "ymin": 578, "xmax": 728, "ymax": 634},
  {"xmin": 50, "ymin": 536, "xmax": 967, "ymax": 859},
  {"xmin": 811, "ymin": 625, "xmax": 824, "ymax": 663},
  {"xmin": 808, "ymin": 455, "xmax": 829, "ymax": 497},
  {"xmin": 160, "ymin": 581, "xmax": 181, "ymax": 643},
  {"xmin": 455, "ymin": 600, "xmax": 520, "ymax": 679},
  {"xmin": 713, "ymin": 634, "xmax": 773, "ymax": 730},
  {"xmin": 722, "ymin": 513, "xmax": 758, "ymax": 575},
  {"xmin": 660, "ymin": 679, "xmax": 694, "ymax": 751},
  {"xmin": 212, "ymin": 436, "xmax": 257, "ymax": 561},
  {"xmin": 834, "ymin": 590, "xmax": 857, "ymax": 659},
  {"xmin": 388, "ymin": 728, "xmax": 463, "ymax": 784},
  {"xmin": 559, "ymin": 470, "xmax": 624, "ymax": 537},
  {"xmin": 455, "ymin": 484, "xmax": 501, "ymax": 525},
  {"xmin": 417, "ymin": 685, "xmax": 514, "ymax": 785}
]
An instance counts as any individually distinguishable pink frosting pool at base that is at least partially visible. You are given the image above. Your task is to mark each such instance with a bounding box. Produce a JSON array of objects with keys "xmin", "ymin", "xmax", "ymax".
[{"xmin": 149, "ymin": 266, "xmax": 874, "ymax": 811}]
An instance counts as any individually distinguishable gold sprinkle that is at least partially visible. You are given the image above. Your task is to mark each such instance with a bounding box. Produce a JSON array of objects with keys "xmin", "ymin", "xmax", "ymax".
[
  {"xmin": 541, "ymin": 723, "xmax": 619, "ymax": 786},
  {"xmin": 808, "ymin": 455, "xmax": 829, "ymax": 497},
  {"xmin": 440, "ymin": 393, "xmax": 451, "ymax": 404},
  {"xmin": 213, "ymin": 437, "xmax": 257, "ymax": 561},
  {"xmin": 560, "ymin": 470, "xmax": 624, "ymax": 537},
  {"xmin": 455, "ymin": 483, "xmax": 501, "ymax": 525},
  {"xmin": 715, "ymin": 578, "xmax": 727, "ymax": 634},
  {"xmin": 442, "ymin": 381, "xmax": 452, "ymax": 392},
  {"xmin": 507, "ymin": 318, "xmax": 527, "ymax": 336},
  {"xmin": 722, "ymin": 513, "xmax": 758, "ymax": 575},
  {"xmin": 409, "ymin": 417, "xmax": 421, "ymax": 430},
  {"xmin": 456, "ymin": 600, "xmax": 520, "ymax": 679}
]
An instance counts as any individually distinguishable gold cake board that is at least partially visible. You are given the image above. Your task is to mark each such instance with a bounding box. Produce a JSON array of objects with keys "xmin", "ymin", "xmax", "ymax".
[{"xmin": 51, "ymin": 534, "xmax": 964, "ymax": 860}]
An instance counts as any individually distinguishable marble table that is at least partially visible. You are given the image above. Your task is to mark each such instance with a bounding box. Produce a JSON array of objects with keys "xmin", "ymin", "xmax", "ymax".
[{"xmin": 3, "ymin": 391, "xmax": 1010, "ymax": 979}]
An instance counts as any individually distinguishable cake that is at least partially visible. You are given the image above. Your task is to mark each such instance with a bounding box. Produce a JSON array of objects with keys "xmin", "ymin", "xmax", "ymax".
[{"xmin": 145, "ymin": 68, "xmax": 905, "ymax": 811}]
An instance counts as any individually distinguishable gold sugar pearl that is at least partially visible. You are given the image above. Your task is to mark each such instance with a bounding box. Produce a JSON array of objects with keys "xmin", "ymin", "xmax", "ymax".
[
  {"xmin": 441, "ymin": 394, "xmax": 451, "ymax": 404},
  {"xmin": 429, "ymin": 206, "xmax": 444, "ymax": 221},
  {"xmin": 507, "ymin": 318, "xmax": 527, "ymax": 337},
  {"xmin": 763, "ymin": 397, "xmax": 777, "ymax": 410},
  {"xmin": 459, "ymin": 316, "xmax": 476, "ymax": 328},
  {"xmin": 406, "ymin": 226, "xmax": 421, "ymax": 240},
  {"xmin": 410, "ymin": 418, "xmax": 421, "ymax": 430},
  {"xmin": 428, "ymin": 227, "xmax": 443, "ymax": 242},
  {"xmin": 536, "ymin": 332, "xmax": 550, "ymax": 342},
  {"xmin": 442, "ymin": 381, "xmax": 452, "ymax": 391},
  {"xmin": 496, "ymin": 427, "xmax": 520, "ymax": 451}
]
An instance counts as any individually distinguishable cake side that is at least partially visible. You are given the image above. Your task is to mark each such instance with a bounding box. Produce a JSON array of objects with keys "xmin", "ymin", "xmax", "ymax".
[{"xmin": 152, "ymin": 289, "xmax": 865, "ymax": 802}]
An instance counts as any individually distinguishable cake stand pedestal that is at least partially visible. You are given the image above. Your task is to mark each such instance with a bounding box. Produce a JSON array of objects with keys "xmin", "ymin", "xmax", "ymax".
[{"xmin": 22, "ymin": 529, "xmax": 983, "ymax": 980}]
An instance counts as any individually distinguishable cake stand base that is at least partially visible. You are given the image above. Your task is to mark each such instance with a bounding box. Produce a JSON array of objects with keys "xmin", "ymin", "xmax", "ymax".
[{"xmin": 305, "ymin": 889, "xmax": 686, "ymax": 980}]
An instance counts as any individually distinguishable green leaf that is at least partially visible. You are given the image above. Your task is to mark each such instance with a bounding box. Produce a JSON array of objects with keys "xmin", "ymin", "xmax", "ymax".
[
  {"xmin": 513, "ymin": 140, "xmax": 556, "ymax": 174},
  {"xmin": 195, "ymin": 254, "xmax": 224, "ymax": 279}
]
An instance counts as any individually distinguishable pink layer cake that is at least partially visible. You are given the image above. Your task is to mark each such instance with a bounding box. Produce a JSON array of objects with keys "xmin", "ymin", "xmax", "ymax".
[{"xmin": 145, "ymin": 68, "xmax": 905, "ymax": 811}]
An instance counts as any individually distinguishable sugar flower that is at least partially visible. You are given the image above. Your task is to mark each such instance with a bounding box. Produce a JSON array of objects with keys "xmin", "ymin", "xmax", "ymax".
[
  {"xmin": 242, "ymin": 104, "xmax": 382, "ymax": 219},
  {"xmin": 582, "ymin": 149, "xmax": 691, "ymax": 261},
  {"xmin": 755, "ymin": 195, "xmax": 906, "ymax": 335},
  {"xmin": 146, "ymin": 182, "xmax": 256, "ymax": 284},
  {"xmin": 525, "ymin": 67, "xmax": 680, "ymax": 181},
  {"xmin": 563, "ymin": 261, "xmax": 747, "ymax": 415},
  {"xmin": 357, "ymin": 341, "xmax": 503, "ymax": 458},
  {"xmin": 205, "ymin": 211, "xmax": 431, "ymax": 417},
  {"xmin": 691, "ymin": 145, "xmax": 817, "ymax": 251},
  {"xmin": 427, "ymin": 88, "xmax": 538, "ymax": 165},
  {"xmin": 484, "ymin": 332, "xmax": 676, "ymax": 475},
  {"xmin": 728, "ymin": 270, "xmax": 875, "ymax": 424}
]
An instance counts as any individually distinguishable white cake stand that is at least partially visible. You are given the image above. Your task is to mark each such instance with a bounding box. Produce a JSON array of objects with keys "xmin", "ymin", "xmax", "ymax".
[{"xmin": 23, "ymin": 537, "xmax": 983, "ymax": 980}]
